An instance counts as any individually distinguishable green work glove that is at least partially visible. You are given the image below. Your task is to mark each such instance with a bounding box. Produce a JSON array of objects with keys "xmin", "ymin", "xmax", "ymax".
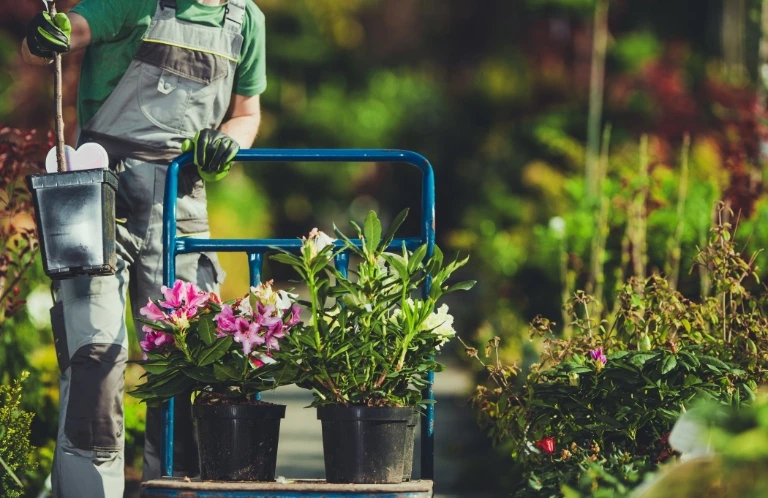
[
  {"xmin": 181, "ymin": 129, "xmax": 239, "ymax": 182},
  {"xmin": 27, "ymin": 12, "xmax": 71, "ymax": 59}
]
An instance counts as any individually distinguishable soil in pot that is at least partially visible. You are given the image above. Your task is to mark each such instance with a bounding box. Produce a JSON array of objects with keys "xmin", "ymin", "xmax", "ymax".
[
  {"xmin": 317, "ymin": 405, "xmax": 412, "ymax": 484},
  {"xmin": 193, "ymin": 401, "xmax": 285, "ymax": 481}
]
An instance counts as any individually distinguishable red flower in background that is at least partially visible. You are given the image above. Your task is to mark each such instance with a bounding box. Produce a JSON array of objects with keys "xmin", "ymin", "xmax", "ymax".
[{"xmin": 535, "ymin": 436, "xmax": 556, "ymax": 455}]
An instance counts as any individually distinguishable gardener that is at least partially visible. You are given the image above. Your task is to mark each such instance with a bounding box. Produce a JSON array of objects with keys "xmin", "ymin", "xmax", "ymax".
[{"xmin": 21, "ymin": 0, "xmax": 265, "ymax": 495}]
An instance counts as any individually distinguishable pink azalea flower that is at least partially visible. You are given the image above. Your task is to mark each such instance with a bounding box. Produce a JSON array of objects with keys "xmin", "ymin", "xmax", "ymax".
[
  {"xmin": 264, "ymin": 334, "xmax": 281, "ymax": 351},
  {"xmin": 590, "ymin": 347, "xmax": 607, "ymax": 365},
  {"xmin": 140, "ymin": 326, "xmax": 175, "ymax": 353},
  {"xmin": 159, "ymin": 280, "xmax": 208, "ymax": 312},
  {"xmin": 184, "ymin": 281, "xmax": 209, "ymax": 309},
  {"xmin": 140, "ymin": 299, "xmax": 167, "ymax": 321},
  {"xmin": 214, "ymin": 305, "xmax": 238, "ymax": 336},
  {"xmin": 286, "ymin": 304, "xmax": 301, "ymax": 326},
  {"xmin": 233, "ymin": 317, "xmax": 265, "ymax": 355},
  {"xmin": 160, "ymin": 280, "xmax": 186, "ymax": 309},
  {"xmin": 257, "ymin": 305, "xmax": 283, "ymax": 336}
]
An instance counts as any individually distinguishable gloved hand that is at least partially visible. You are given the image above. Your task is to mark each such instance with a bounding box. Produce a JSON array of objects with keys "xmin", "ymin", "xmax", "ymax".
[
  {"xmin": 26, "ymin": 12, "xmax": 71, "ymax": 59},
  {"xmin": 181, "ymin": 129, "xmax": 239, "ymax": 182}
]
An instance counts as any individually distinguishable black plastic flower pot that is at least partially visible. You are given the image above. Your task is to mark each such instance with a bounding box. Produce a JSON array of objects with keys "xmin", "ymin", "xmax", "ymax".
[
  {"xmin": 26, "ymin": 169, "xmax": 118, "ymax": 280},
  {"xmin": 193, "ymin": 402, "xmax": 286, "ymax": 481},
  {"xmin": 403, "ymin": 409, "xmax": 419, "ymax": 481},
  {"xmin": 317, "ymin": 405, "xmax": 411, "ymax": 484}
]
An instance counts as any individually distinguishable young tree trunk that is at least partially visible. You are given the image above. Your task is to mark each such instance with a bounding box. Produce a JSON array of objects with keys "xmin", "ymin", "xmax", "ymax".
[{"xmin": 50, "ymin": 2, "xmax": 67, "ymax": 173}]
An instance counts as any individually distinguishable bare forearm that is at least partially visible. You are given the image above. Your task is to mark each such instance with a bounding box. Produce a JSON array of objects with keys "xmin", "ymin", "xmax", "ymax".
[{"xmin": 219, "ymin": 111, "xmax": 261, "ymax": 148}]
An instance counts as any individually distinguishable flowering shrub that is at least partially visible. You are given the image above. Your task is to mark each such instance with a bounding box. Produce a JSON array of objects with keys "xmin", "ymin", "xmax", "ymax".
[
  {"xmin": 466, "ymin": 210, "xmax": 765, "ymax": 497},
  {"xmin": 271, "ymin": 209, "xmax": 474, "ymax": 407},
  {"xmin": 130, "ymin": 280, "xmax": 301, "ymax": 405}
]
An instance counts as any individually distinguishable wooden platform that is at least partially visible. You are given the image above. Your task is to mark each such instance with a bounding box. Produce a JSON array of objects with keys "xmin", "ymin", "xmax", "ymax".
[{"xmin": 140, "ymin": 478, "xmax": 434, "ymax": 498}]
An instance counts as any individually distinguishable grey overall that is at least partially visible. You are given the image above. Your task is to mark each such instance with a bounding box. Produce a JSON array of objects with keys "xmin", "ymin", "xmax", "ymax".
[{"xmin": 50, "ymin": 1, "xmax": 245, "ymax": 496}]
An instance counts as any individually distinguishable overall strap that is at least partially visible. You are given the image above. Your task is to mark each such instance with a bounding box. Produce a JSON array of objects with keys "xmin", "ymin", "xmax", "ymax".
[
  {"xmin": 160, "ymin": 0, "xmax": 177, "ymax": 10},
  {"xmin": 224, "ymin": 0, "xmax": 246, "ymax": 33}
]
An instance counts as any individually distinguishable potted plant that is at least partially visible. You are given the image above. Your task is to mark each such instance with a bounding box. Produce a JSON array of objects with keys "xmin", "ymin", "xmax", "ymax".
[
  {"xmin": 271, "ymin": 209, "xmax": 474, "ymax": 483},
  {"xmin": 130, "ymin": 279, "xmax": 301, "ymax": 481}
]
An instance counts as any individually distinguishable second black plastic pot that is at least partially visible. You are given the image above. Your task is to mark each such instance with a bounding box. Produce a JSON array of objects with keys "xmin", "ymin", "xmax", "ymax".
[
  {"xmin": 193, "ymin": 402, "xmax": 285, "ymax": 481},
  {"xmin": 317, "ymin": 405, "xmax": 412, "ymax": 484}
]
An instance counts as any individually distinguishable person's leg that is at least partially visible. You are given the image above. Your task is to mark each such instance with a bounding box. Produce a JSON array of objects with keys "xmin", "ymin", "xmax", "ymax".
[
  {"xmin": 50, "ymin": 258, "xmax": 130, "ymax": 498},
  {"xmin": 137, "ymin": 163, "xmax": 225, "ymax": 481},
  {"xmin": 50, "ymin": 157, "xmax": 150, "ymax": 497}
]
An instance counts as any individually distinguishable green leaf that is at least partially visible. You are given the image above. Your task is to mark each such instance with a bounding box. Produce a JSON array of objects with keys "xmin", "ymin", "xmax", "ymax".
[
  {"xmin": 197, "ymin": 315, "xmax": 217, "ymax": 346},
  {"xmin": 382, "ymin": 254, "xmax": 408, "ymax": 280},
  {"xmin": 444, "ymin": 280, "xmax": 476, "ymax": 294},
  {"xmin": 698, "ymin": 355, "xmax": 731, "ymax": 370},
  {"xmin": 152, "ymin": 372, "xmax": 195, "ymax": 397},
  {"xmin": 270, "ymin": 253, "xmax": 302, "ymax": 267},
  {"xmin": 213, "ymin": 363, "xmax": 241, "ymax": 381},
  {"xmin": 629, "ymin": 352, "xmax": 658, "ymax": 368},
  {"xmin": 182, "ymin": 368, "xmax": 218, "ymax": 383},
  {"xmin": 363, "ymin": 210, "xmax": 382, "ymax": 256},
  {"xmin": 742, "ymin": 383, "xmax": 757, "ymax": 402},
  {"xmin": 378, "ymin": 208, "xmax": 409, "ymax": 251},
  {"xmin": 409, "ymin": 244, "xmax": 428, "ymax": 272},
  {"xmin": 661, "ymin": 355, "xmax": 678, "ymax": 375},
  {"xmin": 142, "ymin": 361, "xmax": 175, "ymax": 375},
  {"xmin": 606, "ymin": 350, "xmax": 630, "ymax": 360},
  {"xmin": 198, "ymin": 337, "xmax": 234, "ymax": 367}
]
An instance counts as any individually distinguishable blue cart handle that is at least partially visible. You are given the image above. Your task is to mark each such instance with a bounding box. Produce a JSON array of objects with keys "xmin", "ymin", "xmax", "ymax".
[{"xmin": 160, "ymin": 148, "xmax": 437, "ymax": 481}]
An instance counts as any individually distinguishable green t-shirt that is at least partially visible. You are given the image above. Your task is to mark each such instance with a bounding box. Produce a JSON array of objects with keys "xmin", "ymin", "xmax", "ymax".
[{"xmin": 71, "ymin": 0, "xmax": 266, "ymax": 128}]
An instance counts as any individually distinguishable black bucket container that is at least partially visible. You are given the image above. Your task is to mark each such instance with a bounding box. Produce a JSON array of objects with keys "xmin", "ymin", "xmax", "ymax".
[
  {"xmin": 193, "ymin": 403, "xmax": 286, "ymax": 481},
  {"xmin": 317, "ymin": 406, "xmax": 411, "ymax": 484},
  {"xmin": 403, "ymin": 409, "xmax": 419, "ymax": 481},
  {"xmin": 26, "ymin": 169, "xmax": 118, "ymax": 279}
]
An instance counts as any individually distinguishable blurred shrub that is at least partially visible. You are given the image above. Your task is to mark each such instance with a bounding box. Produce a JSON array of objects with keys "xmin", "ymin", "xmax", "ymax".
[
  {"xmin": 0, "ymin": 372, "xmax": 35, "ymax": 498},
  {"xmin": 631, "ymin": 398, "xmax": 768, "ymax": 498}
]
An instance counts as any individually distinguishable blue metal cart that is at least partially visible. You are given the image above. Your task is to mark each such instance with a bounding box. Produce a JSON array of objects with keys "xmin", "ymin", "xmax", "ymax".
[{"xmin": 141, "ymin": 149, "xmax": 437, "ymax": 497}]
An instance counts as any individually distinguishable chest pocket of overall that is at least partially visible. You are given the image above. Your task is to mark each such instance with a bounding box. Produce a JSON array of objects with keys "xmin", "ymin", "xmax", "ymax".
[{"xmin": 136, "ymin": 39, "xmax": 231, "ymax": 135}]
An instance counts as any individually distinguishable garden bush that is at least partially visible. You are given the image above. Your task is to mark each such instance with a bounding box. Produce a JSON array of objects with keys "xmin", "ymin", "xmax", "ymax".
[
  {"xmin": 0, "ymin": 372, "xmax": 35, "ymax": 498},
  {"xmin": 467, "ymin": 204, "xmax": 767, "ymax": 497}
]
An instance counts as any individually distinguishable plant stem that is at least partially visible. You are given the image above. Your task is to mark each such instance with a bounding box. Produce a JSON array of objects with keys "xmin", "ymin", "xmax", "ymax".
[
  {"xmin": 50, "ymin": 2, "xmax": 68, "ymax": 173},
  {"xmin": 666, "ymin": 134, "xmax": 690, "ymax": 291},
  {"xmin": 630, "ymin": 135, "xmax": 649, "ymax": 292},
  {"xmin": 588, "ymin": 124, "xmax": 612, "ymax": 318},
  {"xmin": 306, "ymin": 264, "xmax": 322, "ymax": 352},
  {"xmin": 585, "ymin": 0, "xmax": 609, "ymax": 196}
]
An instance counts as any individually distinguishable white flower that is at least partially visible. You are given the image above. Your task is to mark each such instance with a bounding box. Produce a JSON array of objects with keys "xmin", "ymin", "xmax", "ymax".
[
  {"xmin": 419, "ymin": 304, "xmax": 456, "ymax": 350},
  {"xmin": 391, "ymin": 301, "xmax": 456, "ymax": 350},
  {"xmin": 301, "ymin": 228, "xmax": 336, "ymax": 259},
  {"xmin": 277, "ymin": 290, "xmax": 298, "ymax": 312},
  {"xmin": 250, "ymin": 280, "xmax": 296, "ymax": 313}
]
